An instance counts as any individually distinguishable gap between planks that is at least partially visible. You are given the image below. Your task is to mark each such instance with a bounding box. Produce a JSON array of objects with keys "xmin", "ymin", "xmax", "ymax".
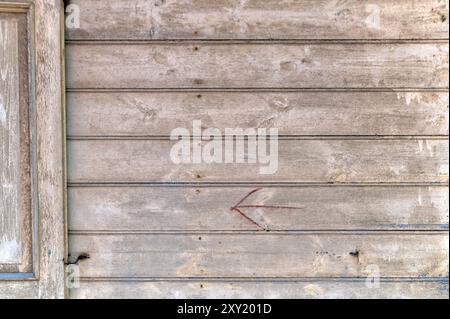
[
  {"xmin": 77, "ymin": 277, "xmax": 449, "ymax": 283},
  {"xmin": 67, "ymin": 182, "xmax": 449, "ymax": 188},
  {"xmin": 69, "ymin": 230, "xmax": 449, "ymax": 235},
  {"xmin": 67, "ymin": 135, "xmax": 450, "ymax": 141},
  {"xmin": 65, "ymin": 39, "xmax": 450, "ymax": 45},
  {"xmin": 66, "ymin": 88, "xmax": 450, "ymax": 93}
]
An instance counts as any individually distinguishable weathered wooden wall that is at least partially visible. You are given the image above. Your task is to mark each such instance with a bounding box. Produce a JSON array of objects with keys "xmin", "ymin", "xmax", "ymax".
[{"xmin": 66, "ymin": 0, "xmax": 449, "ymax": 299}]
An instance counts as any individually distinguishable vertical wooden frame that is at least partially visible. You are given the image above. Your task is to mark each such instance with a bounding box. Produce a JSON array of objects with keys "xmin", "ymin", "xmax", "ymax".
[
  {"xmin": 0, "ymin": 0, "xmax": 37, "ymax": 281},
  {"xmin": 0, "ymin": 0, "xmax": 65, "ymax": 299},
  {"xmin": 34, "ymin": 0, "xmax": 65, "ymax": 298}
]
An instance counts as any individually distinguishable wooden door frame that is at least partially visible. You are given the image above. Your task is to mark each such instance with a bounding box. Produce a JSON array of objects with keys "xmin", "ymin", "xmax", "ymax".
[{"xmin": 0, "ymin": 0, "xmax": 66, "ymax": 299}]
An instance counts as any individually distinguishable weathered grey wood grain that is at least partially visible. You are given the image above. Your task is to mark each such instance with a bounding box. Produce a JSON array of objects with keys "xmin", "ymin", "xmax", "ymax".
[
  {"xmin": 66, "ymin": 43, "xmax": 449, "ymax": 89},
  {"xmin": 67, "ymin": 91, "xmax": 449, "ymax": 137},
  {"xmin": 67, "ymin": 139, "xmax": 449, "ymax": 183},
  {"xmin": 0, "ymin": 18, "xmax": 21, "ymax": 264},
  {"xmin": 0, "ymin": 0, "xmax": 65, "ymax": 298},
  {"xmin": 65, "ymin": 0, "xmax": 449, "ymax": 40},
  {"xmin": 68, "ymin": 186, "xmax": 449, "ymax": 231},
  {"xmin": 69, "ymin": 233, "xmax": 449, "ymax": 277},
  {"xmin": 0, "ymin": 2, "xmax": 35, "ymax": 276},
  {"xmin": 0, "ymin": 281, "xmax": 38, "ymax": 299},
  {"xmin": 70, "ymin": 280, "xmax": 449, "ymax": 299},
  {"xmin": 63, "ymin": 0, "xmax": 450, "ymax": 300},
  {"xmin": 34, "ymin": 0, "xmax": 65, "ymax": 298}
]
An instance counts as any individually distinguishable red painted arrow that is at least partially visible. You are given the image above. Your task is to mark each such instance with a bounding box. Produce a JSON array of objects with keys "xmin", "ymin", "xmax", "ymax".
[{"xmin": 230, "ymin": 188, "xmax": 304, "ymax": 230}]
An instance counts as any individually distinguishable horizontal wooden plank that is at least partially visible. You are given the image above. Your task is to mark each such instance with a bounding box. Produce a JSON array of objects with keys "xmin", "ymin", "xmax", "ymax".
[
  {"xmin": 66, "ymin": 43, "xmax": 449, "ymax": 89},
  {"xmin": 67, "ymin": 91, "xmax": 449, "ymax": 136},
  {"xmin": 68, "ymin": 186, "xmax": 449, "ymax": 231},
  {"xmin": 70, "ymin": 280, "xmax": 449, "ymax": 299},
  {"xmin": 67, "ymin": 139, "xmax": 449, "ymax": 183},
  {"xmin": 0, "ymin": 281, "xmax": 38, "ymax": 299},
  {"xmin": 65, "ymin": 0, "xmax": 449, "ymax": 40},
  {"xmin": 69, "ymin": 233, "xmax": 449, "ymax": 277}
]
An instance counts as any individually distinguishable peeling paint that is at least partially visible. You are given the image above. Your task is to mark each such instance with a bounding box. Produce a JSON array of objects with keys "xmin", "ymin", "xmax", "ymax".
[
  {"xmin": 0, "ymin": 237, "xmax": 21, "ymax": 264},
  {"xmin": 0, "ymin": 102, "xmax": 6, "ymax": 126},
  {"xmin": 303, "ymin": 284, "xmax": 324, "ymax": 297}
]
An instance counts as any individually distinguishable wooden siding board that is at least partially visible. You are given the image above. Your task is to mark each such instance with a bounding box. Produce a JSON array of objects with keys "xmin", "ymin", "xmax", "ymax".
[
  {"xmin": 67, "ymin": 139, "xmax": 449, "ymax": 183},
  {"xmin": 69, "ymin": 233, "xmax": 449, "ymax": 278},
  {"xmin": 66, "ymin": 43, "xmax": 449, "ymax": 89},
  {"xmin": 68, "ymin": 186, "xmax": 449, "ymax": 231},
  {"xmin": 67, "ymin": 91, "xmax": 449, "ymax": 137},
  {"xmin": 70, "ymin": 280, "xmax": 449, "ymax": 299},
  {"xmin": 65, "ymin": 0, "xmax": 449, "ymax": 40}
]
